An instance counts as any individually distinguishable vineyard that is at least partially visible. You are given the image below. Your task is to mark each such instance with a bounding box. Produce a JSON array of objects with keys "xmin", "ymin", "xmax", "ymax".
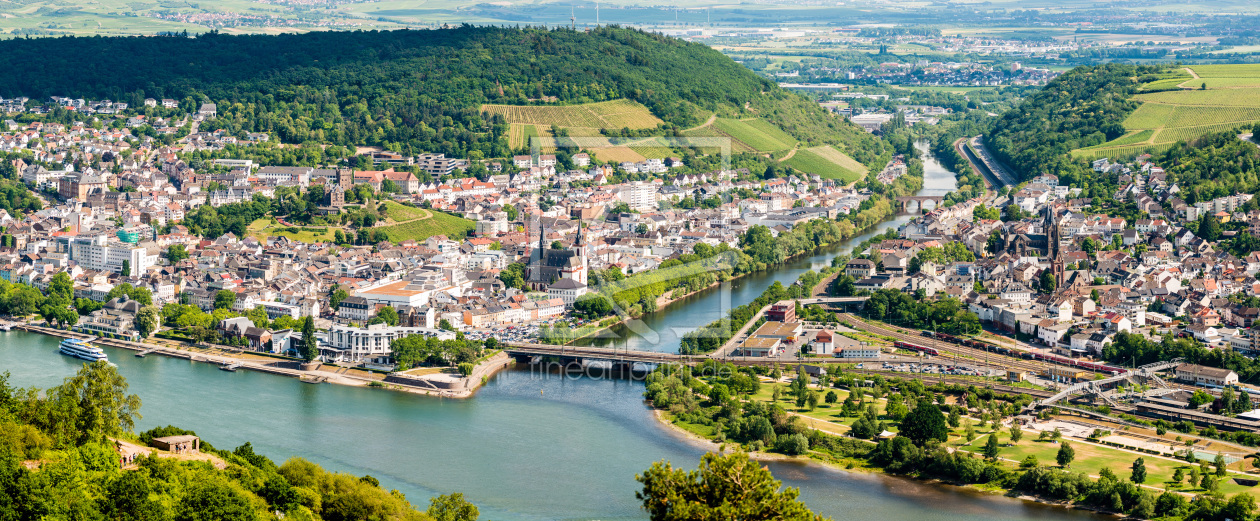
[
  {"xmin": 382, "ymin": 201, "xmax": 430, "ymax": 222},
  {"xmin": 712, "ymin": 117, "xmax": 797, "ymax": 152},
  {"xmin": 374, "ymin": 210, "xmax": 476, "ymax": 243},
  {"xmin": 1072, "ymin": 64, "xmax": 1260, "ymax": 159},
  {"xmin": 785, "ymin": 146, "xmax": 865, "ymax": 183},
  {"xmin": 482, "ymin": 99, "xmax": 662, "ymax": 129}
]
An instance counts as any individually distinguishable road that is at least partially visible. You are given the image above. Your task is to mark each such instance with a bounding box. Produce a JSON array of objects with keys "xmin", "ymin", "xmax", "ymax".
[{"xmin": 966, "ymin": 136, "xmax": 1019, "ymax": 188}]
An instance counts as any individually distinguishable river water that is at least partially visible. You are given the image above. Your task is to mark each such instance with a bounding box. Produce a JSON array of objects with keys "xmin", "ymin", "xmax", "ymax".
[
  {"xmin": 574, "ymin": 141, "xmax": 956, "ymax": 353},
  {"xmin": 0, "ymin": 144, "xmax": 1104, "ymax": 521}
]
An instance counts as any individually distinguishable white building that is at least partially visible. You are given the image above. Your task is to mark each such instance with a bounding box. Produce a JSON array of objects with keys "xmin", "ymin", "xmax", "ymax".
[
  {"xmin": 324, "ymin": 323, "xmax": 456, "ymax": 363},
  {"xmin": 65, "ymin": 235, "xmax": 155, "ymax": 276},
  {"xmin": 621, "ymin": 181, "xmax": 657, "ymax": 211}
]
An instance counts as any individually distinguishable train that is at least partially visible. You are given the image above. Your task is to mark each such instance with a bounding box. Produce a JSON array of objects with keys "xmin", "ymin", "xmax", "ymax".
[
  {"xmin": 893, "ymin": 340, "xmax": 939, "ymax": 356},
  {"xmin": 919, "ymin": 331, "xmax": 1018, "ymax": 357},
  {"xmin": 1023, "ymin": 350, "xmax": 1127, "ymax": 375},
  {"xmin": 920, "ymin": 330, "xmax": 1127, "ymax": 375}
]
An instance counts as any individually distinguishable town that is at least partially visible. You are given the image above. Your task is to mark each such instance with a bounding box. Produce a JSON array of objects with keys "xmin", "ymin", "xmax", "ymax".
[{"xmin": 0, "ymin": 95, "xmax": 888, "ymax": 374}]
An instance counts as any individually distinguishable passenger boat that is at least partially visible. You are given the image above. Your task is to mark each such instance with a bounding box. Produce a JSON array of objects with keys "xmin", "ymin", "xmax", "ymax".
[{"xmin": 59, "ymin": 338, "xmax": 109, "ymax": 362}]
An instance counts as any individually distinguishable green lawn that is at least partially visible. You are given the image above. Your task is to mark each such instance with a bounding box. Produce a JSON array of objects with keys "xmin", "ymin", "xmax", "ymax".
[
  {"xmin": 245, "ymin": 219, "xmax": 339, "ymax": 243},
  {"xmin": 959, "ymin": 430, "xmax": 1260, "ymax": 498}
]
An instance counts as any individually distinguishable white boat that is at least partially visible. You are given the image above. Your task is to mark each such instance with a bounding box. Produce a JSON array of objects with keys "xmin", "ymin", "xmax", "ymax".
[{"xmin": 59, "ymin": 338, "xmax": 109, "ymax": 363}]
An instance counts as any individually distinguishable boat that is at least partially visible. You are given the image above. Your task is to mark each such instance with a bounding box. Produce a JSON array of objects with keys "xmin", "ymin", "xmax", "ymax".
[
  {"xmin": 219, "ymin": 363, "xmax": 239, "ymax": 372},
  {"xmin": 59, "ymin": 338, "xmax": 109, "ymax": 362}
]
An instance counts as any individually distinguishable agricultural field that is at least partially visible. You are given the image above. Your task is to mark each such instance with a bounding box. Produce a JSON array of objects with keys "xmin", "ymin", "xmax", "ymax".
[
  {"xmin": 373, "ymin": 210, "xmax": 475, "ymax": 243},
  {"xmin": 591, "ymin": 146, "xmax": 647, "ymax": 163},
  {"xmin": 482, "ymin": 99, "xmax": 662, "ymax": 129},
  {"xmin": 712, "ymin": 117, "xmax": 798, "ymax": 152},
  {"xmin": 1073, "ymin": 64, "xmax": 1260, "ymax": 159},
  {"xmin": 785, "ymin": 146, "xmax": 867, "ymax": 183}
]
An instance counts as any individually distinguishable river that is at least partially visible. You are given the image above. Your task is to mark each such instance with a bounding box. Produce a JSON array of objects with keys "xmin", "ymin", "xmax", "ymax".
[
  {"xmin": 0, "ymin": 144, "xmax": 1105, "ymax": 521},
  {"xmin": 573, "ymin": 140, "xmax": 956, "ymax": 353}
]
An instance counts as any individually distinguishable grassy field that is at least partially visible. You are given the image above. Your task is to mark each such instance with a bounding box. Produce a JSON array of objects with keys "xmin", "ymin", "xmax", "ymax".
[
  {"xmin": 246, "ymin": 219, "xmax": 339, "ymax": 243},
  {"xmin": 786, "ymin": 146, "xmax": 866, "ymax": 183},
  {"xmin": 1072, "ymin": 64, "xmax": 1260, "ymax": 159},
  {"xmin": 713, "ymin": 117, "xmax": 797, "ymax": 152},
  {"xmin": 959, "ymin": 430, "xmax": 1260, "ymax": 498},
  {"xmin": 373, "ymin": 210, "xmax": 475, "ymax": 243}
]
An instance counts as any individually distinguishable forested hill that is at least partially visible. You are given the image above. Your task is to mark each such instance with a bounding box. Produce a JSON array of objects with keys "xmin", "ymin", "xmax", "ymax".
[
  {"xmin": 985, "ymin": 64, "xmax": 1154, "ymax": 186},
  {"xmin": 0, "ymin": 26, "xmax": 876, "ymax": 161}
]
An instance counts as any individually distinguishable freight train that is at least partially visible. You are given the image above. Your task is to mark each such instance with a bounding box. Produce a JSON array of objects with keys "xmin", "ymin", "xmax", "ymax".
[
  {"xmin": 920, "ymin": 330, "xmax": 1127, "ymax": 375},
  {"xmin": 920, "ymin": 331, "xmax": 1018, "ymax": 356}
]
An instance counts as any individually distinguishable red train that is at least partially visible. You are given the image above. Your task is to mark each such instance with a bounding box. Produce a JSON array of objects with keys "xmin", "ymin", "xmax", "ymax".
[
  {"xmin": 1023, "ymin": 351, "xmax": 1127, "ymax": 375},
  {"xmin": 894, "ymin": 341, "xmax": 939, "ymax": 356}
]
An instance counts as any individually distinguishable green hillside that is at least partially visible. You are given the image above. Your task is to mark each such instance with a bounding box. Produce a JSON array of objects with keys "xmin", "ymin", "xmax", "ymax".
[
  {"xmin": 0, "ymin": 26, "xmax": 886, "ymax": 168},
  {"xmin": 1074, "ymin": 65, "xmax": 1260, "ymax": 160}
]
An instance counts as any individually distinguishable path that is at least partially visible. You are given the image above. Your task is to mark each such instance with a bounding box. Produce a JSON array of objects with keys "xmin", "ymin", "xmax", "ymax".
[
  {"xmin": 777, "ymin": 145, "xmax": 800, "ymax": 162},
  {"xmin": 684, "ymin": 113, "xmax": 718, "ymax": 132},
  {"xmin": 1242, "ymin": 133, "xmax": 1260, "ymax": 150}
]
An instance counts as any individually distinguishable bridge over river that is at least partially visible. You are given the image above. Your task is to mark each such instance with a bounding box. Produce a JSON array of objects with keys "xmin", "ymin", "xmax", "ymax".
[{"xmin": 504, "ymin": 297, "xmax": 870, "ymax": 367}]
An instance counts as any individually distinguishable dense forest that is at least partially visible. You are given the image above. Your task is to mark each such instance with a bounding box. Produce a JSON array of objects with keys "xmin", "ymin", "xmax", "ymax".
[
  {"xmin": 985, "ymin": 64, "xmax": 1155, "ymax": 186},
  {"xmin": 0, "ymin": 363, "xmax": 476, "ymax": 521},
  {"xmin": 0, "ymin": 26, "xmax": 880, "ymax": 164},
  {"xmin": 1156, "ymin": 131, "xmax": 1260, "ymax": 205}
]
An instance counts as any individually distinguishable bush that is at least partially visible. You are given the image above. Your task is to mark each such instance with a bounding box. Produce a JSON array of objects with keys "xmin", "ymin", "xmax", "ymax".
[{"xmin": 776, "ymin": 433, "xmax": 810, "ymax": 456}]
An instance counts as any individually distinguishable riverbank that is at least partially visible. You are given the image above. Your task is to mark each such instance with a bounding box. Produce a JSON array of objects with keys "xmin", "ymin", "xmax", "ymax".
[
  {"xmin": 19, "ymin": 324, "xmax": 510, "ymax": 399},
  {"xmin": 650, "ymin": 399, "xmax": 1128, "ymax": 518}
]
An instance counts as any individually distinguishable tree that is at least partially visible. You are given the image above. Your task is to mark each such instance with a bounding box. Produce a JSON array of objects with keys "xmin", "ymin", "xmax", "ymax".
[
  {"xmin": 103, "ymin": 470, "xmax": 167, "ymax": 521},
  {"xmin": 135, "ymin": 306, "xmax": 160, "ymax": 339},
  {"xmin": 45, "ymin": 361, "xmax": 142, "ymax": 445},
  {"xmin": 176, "ymin": 480, "xmax": 256, "ymax": 521},
  {"xmin": 121, "ymin": 259, "xmax": 131, "ymax": 276},
  {"xmin": 329, "ymin": 287, "xmax": 349, "ymax": 309},
  {"xmin": 1039, "ymin": 270, "xmax": 1056, "ymax": 294},
  {"xmin": 636, "ymin": 451, "xmax": 826, "ymax": 521},
  {"xmin": 551, "ymin": 240, "xmax": 563, "ymax": 250},
  {"xmin": 300, "ymin": 316, "xmax": 318, "ymax": 361},
  {"xmin": 1131, "ymin": 457, "xmax": 1147, "ymax": 484},
  {"xmin": 1056, "ymin": 442, "xmax": 1075, "ymax": 468},
  {"xmin": 825, "ymin": 390, "xmax": 837, "ymax": 404},
  {"xmin": 1214, "ymin": 454, "xmax": 1228, "ymax": 477},
  {"xmin": 983, "ymin": 433, "xmax": 1000, "ymax": 461},
  {"xmin": 214, "ymin": 289, "xmax": 236, "ymax": 310},
  {"xmin": 48, "ymin": 271, "xmax": 74, "ymax": 304},
  {"xmin": 428, "ymin": 493, "xmax": 479, "ymax": 521},
  {"xmin": 898, "ymin": 399, "xmax": 948, "ymax": 445},
  {"xmin": 1009, "ymin": 425, "xmax": 1023, "ymax": 444},
  {"xmin": 439, "ymin": 319, "xmax": 455, "ymax": 331},
  {"xmin": 377, "ymin": 306, "xmax": 399, "ymax": 326},
  {"xmin": 167, "ymin": 244, "xmax": 190, "ymax": 264},
  {"xmin": 1198, "ymin": 212, "xmax": 1221, "ymax": 242}
]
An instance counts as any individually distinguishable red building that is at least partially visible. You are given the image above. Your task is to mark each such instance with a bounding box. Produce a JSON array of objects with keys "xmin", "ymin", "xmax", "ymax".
[{"xmin": 766, "ymin": 300, "xmax": 796, "ymax": 323}]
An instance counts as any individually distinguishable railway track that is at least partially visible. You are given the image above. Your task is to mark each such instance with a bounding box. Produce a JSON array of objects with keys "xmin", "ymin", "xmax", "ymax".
[{"xmin": 838, "ymin": 314, "xmax": 1063, "ymax": 375}]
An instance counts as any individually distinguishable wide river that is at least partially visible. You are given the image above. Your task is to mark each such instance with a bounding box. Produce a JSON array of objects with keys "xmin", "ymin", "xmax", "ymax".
[{"xmin": 0, "ymin": 144, "xmax": 1104, "ymax": 521}]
